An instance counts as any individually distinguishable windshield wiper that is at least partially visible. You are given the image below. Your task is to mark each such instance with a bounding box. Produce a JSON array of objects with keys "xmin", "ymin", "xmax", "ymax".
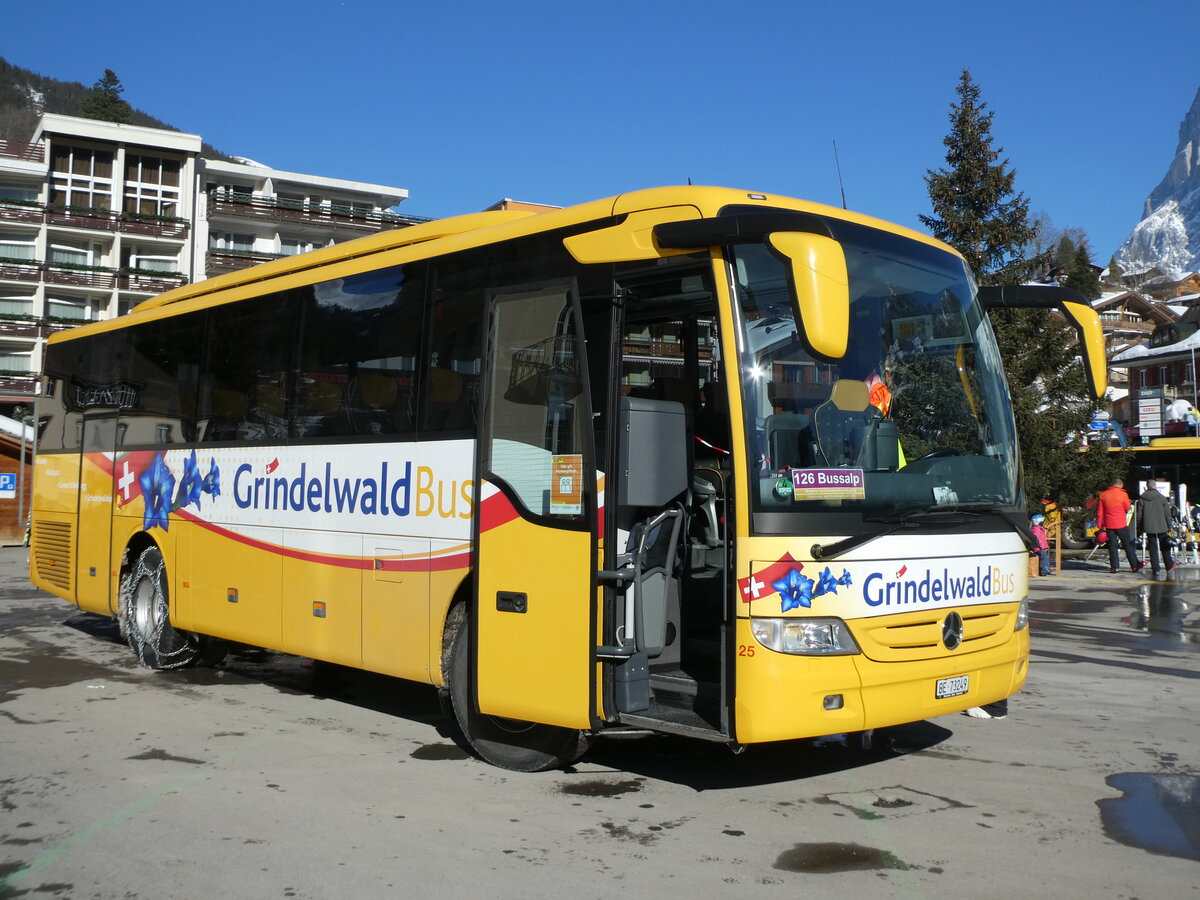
[
  {"xmin": 810, "ymin": 503, "xmax": 994, "ymax": 562},
  {"xmin": 811, "ymin": 521, "xmax": 918, "ymax": 561}
]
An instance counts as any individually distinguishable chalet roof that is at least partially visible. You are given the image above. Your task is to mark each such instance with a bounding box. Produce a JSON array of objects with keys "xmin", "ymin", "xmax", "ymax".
[
  {"xmin": 1093, "ymin": 290, "xmax": 1176, "ymax": 323},
  {"xmin": 1112, "ymin": 330, "xmax": 1200, "ymax": 363}
]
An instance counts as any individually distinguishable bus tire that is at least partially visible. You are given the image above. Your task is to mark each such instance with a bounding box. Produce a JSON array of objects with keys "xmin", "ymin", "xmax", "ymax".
[
  {"xmin": 121, "ymin": 546, "xmax": 227, "ymax": 670},
  {"xmin": 446, "ymin": 610, "xmax": 590, "ymax": 772}
]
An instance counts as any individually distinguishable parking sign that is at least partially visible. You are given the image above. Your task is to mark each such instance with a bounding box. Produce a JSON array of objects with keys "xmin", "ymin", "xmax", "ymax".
[{"xmin": 0, "ymin": 472, "xmax": 15, "ymax": 500}]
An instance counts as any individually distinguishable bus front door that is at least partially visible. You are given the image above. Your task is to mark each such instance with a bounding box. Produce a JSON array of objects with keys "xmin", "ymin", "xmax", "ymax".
[{"xmin": 473, "ymin": 282, "xmax": 597, "ymax": 730}]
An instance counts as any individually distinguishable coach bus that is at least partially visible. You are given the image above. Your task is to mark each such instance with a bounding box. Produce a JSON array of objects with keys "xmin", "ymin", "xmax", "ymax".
[{"xmin": 28, "ymin": 186, "xmax": 1106, "ymax": 770}]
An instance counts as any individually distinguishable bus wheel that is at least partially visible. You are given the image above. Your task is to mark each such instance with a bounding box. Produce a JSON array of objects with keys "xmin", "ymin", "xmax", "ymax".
[
  {"xmin": 121, "ymin": 546, "xmax": 226, "ymax": 670},
  {"xmin": 447, "ymin": 611, "xmax": 590, "ymax": 772}
]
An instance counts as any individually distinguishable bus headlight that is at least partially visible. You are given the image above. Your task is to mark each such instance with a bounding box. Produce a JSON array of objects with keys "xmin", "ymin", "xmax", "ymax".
[
  {"xmin": 750, "ymin": 617, "xmax": 861, "ymax": 655},
  {"xmin": 1015, "ymin": 597, "xmax": 1029, "ymax": 631}
]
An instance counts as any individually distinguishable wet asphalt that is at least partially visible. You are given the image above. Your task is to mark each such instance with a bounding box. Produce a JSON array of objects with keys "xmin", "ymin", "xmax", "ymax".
[{"xmin": 0, "ymin": 546, "xmax": 1197, "ymax": 898}]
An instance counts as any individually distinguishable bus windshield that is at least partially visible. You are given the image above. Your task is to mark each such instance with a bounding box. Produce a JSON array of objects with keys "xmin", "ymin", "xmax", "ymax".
[{"xmin": 733, "ymin": 219, "xmax": 1019, "ymax": 528}]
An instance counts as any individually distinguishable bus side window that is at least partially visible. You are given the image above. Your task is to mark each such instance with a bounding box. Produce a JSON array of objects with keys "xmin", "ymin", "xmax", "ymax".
[
  {"xmin": 122, "ymin": 313, "xmax": 203, "ymax": 446},
  {"xmin": 423, "ymin": 269, "xmax": 483, "ymax": 438},
  {"xmin": 200, "ymin": 293, "xmax": 297, "ymax": 443}
]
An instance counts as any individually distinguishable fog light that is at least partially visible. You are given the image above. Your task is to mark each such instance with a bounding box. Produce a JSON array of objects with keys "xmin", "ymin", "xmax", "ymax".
[{"xmin": 823, "ymin": 694, "xmax": 844, "ymax": 710}]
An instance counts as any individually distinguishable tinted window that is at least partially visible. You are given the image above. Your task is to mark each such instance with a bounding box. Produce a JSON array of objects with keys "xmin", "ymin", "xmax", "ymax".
[
  {"xmin": 295, "ymin": 263, "xmax": 425, "ymax": 439},
  {"xmin": 120, "ymin": 312, "xmax": 205, "ymax": 446},
  {"xmin": 199, "ymin": 295, "xmax": 297, "ymax": 443}
]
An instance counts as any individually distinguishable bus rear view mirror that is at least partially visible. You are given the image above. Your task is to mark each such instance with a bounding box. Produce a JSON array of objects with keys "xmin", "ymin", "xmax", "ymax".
[
  {"xmin": 977, "ymin": 284, "xmax": 1108, "ymax": 399},
  {"xmin": 653, "ymin": 213, "xmax": 850, "ymax": 363},
  {"xmin": 765, "ymin": 231, "xmax": 850, "ymax": 363}
]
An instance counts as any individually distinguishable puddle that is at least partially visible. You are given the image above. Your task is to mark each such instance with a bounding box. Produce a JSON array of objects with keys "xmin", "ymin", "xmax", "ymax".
[
  {"xmin": 1098, "ymin": 772, "xmax": 1200, "ymax": 862},
  {"xmin": 559, "ymin": 778, "xmax": 643, "ymax": 798},
  {"xmin": 773, "ymin": 842, "xmax": 909, "ymax": 873},
  {"xmin": 0, "ymin": 649, "xmax": 138, "ymax": 704},
  {"xmin": 1122, "ymin": 584, "xmax": 1200, "ymax": 644}
]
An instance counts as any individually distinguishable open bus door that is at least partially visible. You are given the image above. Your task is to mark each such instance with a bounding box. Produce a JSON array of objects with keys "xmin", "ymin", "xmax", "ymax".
[{"xmin": 462, "ymin": 281, "xmax": 597, "ymax": 769}]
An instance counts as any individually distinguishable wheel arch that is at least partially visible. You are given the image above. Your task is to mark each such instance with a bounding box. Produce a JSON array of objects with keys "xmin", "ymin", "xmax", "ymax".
[
  {"xmin": 118, "ymin": 531, "xmax": 163, "ymax": 615},
  {"xmin": 436, "ymin": 573, "xmax": 473, "ymax": 691}
]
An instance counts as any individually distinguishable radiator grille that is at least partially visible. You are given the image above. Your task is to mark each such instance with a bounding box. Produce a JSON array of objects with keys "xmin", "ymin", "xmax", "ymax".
[
  {"xmin": 32, "ymin": 520, "xmax": 72, "ymax": 593},
  {"xmin": 853, "ymin": 605, "xmax": 1014, "ymax": 662}
]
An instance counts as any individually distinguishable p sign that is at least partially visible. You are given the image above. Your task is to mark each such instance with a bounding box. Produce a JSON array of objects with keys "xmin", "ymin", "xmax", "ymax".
[{"xmin": 0, "ymin": 472, "xmax": 15, "ymax": 500}]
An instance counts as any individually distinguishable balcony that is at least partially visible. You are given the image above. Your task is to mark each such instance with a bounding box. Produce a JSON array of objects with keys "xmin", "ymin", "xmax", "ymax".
[
  {"xmin": 118, "ymin": 270, "xmax": 188, "ymax": 293},
  {"xmin": 206, "ymin": 191, "xmax": 430, "ymax": 233},
  {"xmin": 0, "ymin": 373, "xmax": 38, "ymax": 399},
  {"xmin": 0, "ymin": 141, "xmax": 44, "ymax": 164},
  {"xmin": 0, "ymin": 200, "xmax": 190, "ymax": 238},
  {"xmin": 0, "ymin": 258, "xmax": 187, "ymax": 294},
  {"xmin": 205, "ymin": 248, "xmax": 287, "ymax": 277}
]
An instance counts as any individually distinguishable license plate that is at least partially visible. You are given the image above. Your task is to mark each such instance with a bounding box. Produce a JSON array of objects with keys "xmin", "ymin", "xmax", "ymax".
[{"xmin": 936, "ymin": 674, "xmax": 969, "ymax": 699}]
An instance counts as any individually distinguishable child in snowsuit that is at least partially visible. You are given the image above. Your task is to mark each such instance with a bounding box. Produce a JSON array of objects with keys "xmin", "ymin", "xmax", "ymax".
[{"xmin": 1030, "ymin": 514, "xmax": 1051, "ymax": 576}]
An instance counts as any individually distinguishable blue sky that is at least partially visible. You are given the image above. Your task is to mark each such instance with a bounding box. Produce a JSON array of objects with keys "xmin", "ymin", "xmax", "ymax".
[{"xmin": 6, "ymin": 0, "xmax": 1199, "ymax": 260}]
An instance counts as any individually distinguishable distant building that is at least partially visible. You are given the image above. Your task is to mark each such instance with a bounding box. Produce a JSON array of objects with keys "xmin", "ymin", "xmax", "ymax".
[
  {"xmin": 0, "ymin": 113, "xmax": 423, "ymax": 410},
  {"xmin": 484, "ymin": 198, "xmax": 560, "ymax": 213}
]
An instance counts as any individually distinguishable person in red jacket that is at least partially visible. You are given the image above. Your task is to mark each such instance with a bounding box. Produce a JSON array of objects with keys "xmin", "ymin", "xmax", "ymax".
[{"xmin": 1097, "ymin": 478, "xmax": 1143, "ymax": 573}]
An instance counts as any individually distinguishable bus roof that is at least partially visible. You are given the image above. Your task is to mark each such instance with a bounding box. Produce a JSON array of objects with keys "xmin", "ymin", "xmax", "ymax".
[{"xmin": 48, "ymin": 185, "xmax": 960, "ymax": 344}]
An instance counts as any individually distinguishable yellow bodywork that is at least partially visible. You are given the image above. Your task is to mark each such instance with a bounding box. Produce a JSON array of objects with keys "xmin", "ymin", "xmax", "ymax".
[{"xmin": 29, "ymin": 184, "xmax": 1028, "ymax": 748}]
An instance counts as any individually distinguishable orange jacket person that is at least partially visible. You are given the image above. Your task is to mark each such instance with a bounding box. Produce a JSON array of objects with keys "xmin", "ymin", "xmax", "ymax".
[{"xmin": 1097, "ymin": 478, "xmax": 1143, "ymax": 573}]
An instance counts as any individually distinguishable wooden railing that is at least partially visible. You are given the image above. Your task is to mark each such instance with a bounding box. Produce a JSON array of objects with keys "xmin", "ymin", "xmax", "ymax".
[
  {"xmin": 0, "ymin": 141, "xmax": 44, "ymax": 163},
  {"xmin": 0, "ymin": 200, "xmax": 190, "ymax": 238},
  {"xmin": 206, "ymin": 192, "xmax": 429, "ymax": 231}
]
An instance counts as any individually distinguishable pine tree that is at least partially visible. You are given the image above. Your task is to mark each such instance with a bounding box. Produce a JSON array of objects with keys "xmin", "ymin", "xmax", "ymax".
[
  {"xmin": 1064, "ymin": 241, "xmax": 1101, "ymax": 300},
  {"xmin": 922, "ymin": 69, "xmax": 1125, "ymax": 514},
  {"xmin": 80, "ymin": 69, "xmax": 133, "ymax": 124},
  {"xmin": 920, "ymin": 69, "xmax": 1034, "ymax": 285}
]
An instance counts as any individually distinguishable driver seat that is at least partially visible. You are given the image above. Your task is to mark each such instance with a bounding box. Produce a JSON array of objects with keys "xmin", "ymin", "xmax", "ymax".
[{"xmin": 813, "ymin": 379, "xmax": 881, "ymax": 467}]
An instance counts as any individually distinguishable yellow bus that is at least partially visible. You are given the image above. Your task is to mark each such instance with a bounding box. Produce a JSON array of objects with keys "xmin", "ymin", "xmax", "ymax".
[{"xmin": 29, "ymin": 186, "xmax": 1106, "ymax": 770}]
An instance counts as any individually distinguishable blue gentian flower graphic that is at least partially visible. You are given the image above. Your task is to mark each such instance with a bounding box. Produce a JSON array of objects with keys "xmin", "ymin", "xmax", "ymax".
[
  {"xmin": 815, "ymin": 566, "xmax": 840, "ymax": 597},
  {"xmin": 774, "ymin": 568, "xmax": 814, "ymax": 612},
  {"xmin": 838, "ymin": 568, "xmax": 852, "ymax": 587},
  {"xmin": 139, "ymin": 453, "xmax": 175, "ymax": 532},
  {"xmin": 202, "ymin": 458, "xmax": 221, "ymax": 499},
  {"xmin": 175, "ymin": 449, "xmax": 203, "ymax": 511}
]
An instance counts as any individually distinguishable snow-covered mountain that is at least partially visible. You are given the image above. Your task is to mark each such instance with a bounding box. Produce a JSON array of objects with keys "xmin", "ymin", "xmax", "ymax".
[{"xmin": 1115, "ymin": 87, "xmax": 1200, "ymax": 278}]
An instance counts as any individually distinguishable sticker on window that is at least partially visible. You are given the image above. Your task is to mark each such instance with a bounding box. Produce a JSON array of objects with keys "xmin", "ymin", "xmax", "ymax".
[
  {"xmin": 791, "ymin": 468, "xmax": 865, "ymax": 501},
  {"xmin": 550, "ymin": 454, "xmax": 583, "ymax": 514}
]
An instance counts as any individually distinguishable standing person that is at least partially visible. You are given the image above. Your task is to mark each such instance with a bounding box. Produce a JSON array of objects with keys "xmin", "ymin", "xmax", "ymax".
[
  {"xmin": 1030, "ymin": 514, "xmax": 1051, "ymax": 576},
  {"xmin": 1097, "ymin": 478, "xmax": 1142, "ymax": 573},
  {"xmin": 1138, "ymin": 478, "xmax": 1176, "ymax": 575}
]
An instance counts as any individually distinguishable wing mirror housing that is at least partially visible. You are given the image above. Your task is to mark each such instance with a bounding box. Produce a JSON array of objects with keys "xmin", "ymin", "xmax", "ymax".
[
  {"xmin": 977, "ymin": 284, "xmax": 1108, "ymax": 399},
  {"xmin": 654, "ymin": 213, "xmax": 850, "ymax": 362}
]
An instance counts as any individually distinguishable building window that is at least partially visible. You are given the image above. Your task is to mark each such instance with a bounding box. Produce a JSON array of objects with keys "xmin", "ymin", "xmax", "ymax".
[
  {"xmin": 1138, "ymin": 369, "xmax": 1147, "ymax": 388},
  {"xmin": 1159, "ymin": 366, "xmax": 1168, "ymax": 386},
  {"xmin": 49, "ymin": 239, "xmax": 100, "ymax": 268},
  {"xmin": 46, "ymin": 294, "xmax": 102, "ymax": 322},
  {"xmin": 123, "ymin": 245, "xmax": 178, "ymax": 273},
  {"xmin": 1187, "ymin": 363, "xmax": 1194, "ymax": 384},
  {"xmin": 124, "ymin": 154, "xmax": 181, "ymax": 219},
  {"xmin": 0, "ymin": 340, "xmax": 33, "ymax": 374},
  {"xmin": 206, "ymin": 181, "xmax": 254, "ymax": 199},
  {"xmin": 0, "ymin": 183, "xmax": 39, "ymax": 203},
  {"xmin": 280, "ymin": 236, "xmax": 313, "ymax": 256},
  {"xmin": 0, "ymin": 292, "xmax": 34, "ymax": 319},
  {"xmin": 0, "ymin": 230, "xmax": 37, "ymax": 262},
  {"xmin": 209, "ymin": 232, "xmax": 255, "ymax": 253},
  {"xmin": 50, "ymin": 145, "xmax": 113, "ymax": 210}
]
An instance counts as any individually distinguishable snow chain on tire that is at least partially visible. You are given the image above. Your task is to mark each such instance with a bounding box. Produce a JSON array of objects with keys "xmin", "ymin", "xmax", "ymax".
[{"xmin": 122, "ymin": 547, "xmax": 203, "ymax": 670}]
